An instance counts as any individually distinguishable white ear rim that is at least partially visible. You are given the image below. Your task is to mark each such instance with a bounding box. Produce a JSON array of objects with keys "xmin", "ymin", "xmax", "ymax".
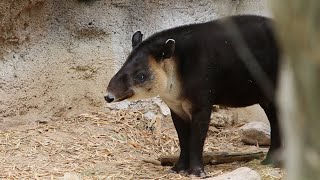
[{"xmin": 165, "ymin": 39, "xmax": 175, "ymax": 44}]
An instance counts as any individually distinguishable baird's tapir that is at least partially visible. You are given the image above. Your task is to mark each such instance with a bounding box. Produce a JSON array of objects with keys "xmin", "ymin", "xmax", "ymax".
[{"xmin": 105, "ymin": 15, "xmax": 281, "ymax": 177}]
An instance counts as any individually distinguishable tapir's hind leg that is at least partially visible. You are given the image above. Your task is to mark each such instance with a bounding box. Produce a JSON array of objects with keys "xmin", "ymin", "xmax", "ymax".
[
  {"xmin": 170, "ymin": 110, "xmax": 190, "ymax": 174},
  {"xmin": 260, "ymin": 102, "xmax": 283, "ymax": 167}
]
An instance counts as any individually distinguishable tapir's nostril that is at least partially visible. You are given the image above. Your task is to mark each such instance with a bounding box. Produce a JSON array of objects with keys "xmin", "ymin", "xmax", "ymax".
[{"xmin": 104, "ymin": 95, "xmax": 114, "ymax": 103}]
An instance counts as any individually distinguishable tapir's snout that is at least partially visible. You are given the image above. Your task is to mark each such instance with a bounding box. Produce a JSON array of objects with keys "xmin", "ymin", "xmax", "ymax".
[
  {"xmin": 105, "ymin": 73, "xmax": 135, "ymax": 103},
  {"xmin": 104, "ymin": 93, "xmax": 115, "ymax": 103},
  {"xmin": 105, "ymin": 73, "xmax": 126, "ymax": 103}
]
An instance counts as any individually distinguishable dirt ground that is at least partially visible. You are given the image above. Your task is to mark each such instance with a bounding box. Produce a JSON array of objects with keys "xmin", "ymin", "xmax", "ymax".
[{"xmin": 0, "ymin": 106, "xmax": 285, "ymax": 180}]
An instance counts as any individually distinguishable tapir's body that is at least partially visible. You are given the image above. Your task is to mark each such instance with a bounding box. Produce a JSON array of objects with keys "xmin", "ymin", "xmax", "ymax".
[{"xmin": 105, "ymin": 15, "xmax": 281, "ymax": 177}]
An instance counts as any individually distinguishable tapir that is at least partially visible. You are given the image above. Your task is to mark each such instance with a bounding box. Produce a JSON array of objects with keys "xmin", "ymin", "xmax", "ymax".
[{"xmin": 105, "ymin": 15, "xmax": 281, "ymax": 177}]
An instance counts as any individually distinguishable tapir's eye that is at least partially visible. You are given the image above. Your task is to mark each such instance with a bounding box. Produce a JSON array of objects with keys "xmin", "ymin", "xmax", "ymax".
[{"xmin": 135, "ymin": 73, "xmax": 147, "ymax": 83}]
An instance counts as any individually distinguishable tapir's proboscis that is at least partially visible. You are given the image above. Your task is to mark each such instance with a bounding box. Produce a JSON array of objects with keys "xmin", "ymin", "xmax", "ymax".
[{"xmin": 105, "ymin": 15, "xmax": 281, "ymax": 177}]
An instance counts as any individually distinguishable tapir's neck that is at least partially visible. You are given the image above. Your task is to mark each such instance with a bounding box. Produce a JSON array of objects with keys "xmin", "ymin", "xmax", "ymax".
[
  {"xmin": 159, "ymin": 59, "xmax": 192, "ymax": 121},
  {"xmin": 161, "ymin": 58, "xmax": 181, "ymax": 98}
]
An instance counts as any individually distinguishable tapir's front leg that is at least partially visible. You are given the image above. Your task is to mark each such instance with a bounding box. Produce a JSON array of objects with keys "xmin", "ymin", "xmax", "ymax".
[
  {"xmin": 170, "ymin": 110, "xmax": 190, "ymax": 173},
  {"xmin": 188, "ymin": 106, "xmax": 212, "ymax": 177}
]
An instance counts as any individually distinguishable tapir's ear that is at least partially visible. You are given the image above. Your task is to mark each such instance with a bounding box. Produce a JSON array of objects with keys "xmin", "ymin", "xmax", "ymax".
[
  {"xmin": 132, "ymin": 31, "xmax": 143, "ymax": 48},
  {"xmin": 162, "ymin": 39, "xmax": 175, "ymax": 59}
]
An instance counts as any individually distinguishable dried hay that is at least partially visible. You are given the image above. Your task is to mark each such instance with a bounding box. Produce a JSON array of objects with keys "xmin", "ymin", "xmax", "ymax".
[{"xmin": 0, "ymin": 107, "xmax": 285, "ymax": 179}]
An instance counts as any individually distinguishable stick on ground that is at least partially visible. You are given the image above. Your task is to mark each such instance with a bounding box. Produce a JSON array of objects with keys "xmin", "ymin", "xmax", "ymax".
[{"xmin": 158, "ymin": 151, "xmax": 265, "ymax": 166}]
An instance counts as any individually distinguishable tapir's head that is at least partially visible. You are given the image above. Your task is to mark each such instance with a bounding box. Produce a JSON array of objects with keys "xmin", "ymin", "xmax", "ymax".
[{"xmin": 104, "ymin": 31, "xmax": 176, "ymax": 103}]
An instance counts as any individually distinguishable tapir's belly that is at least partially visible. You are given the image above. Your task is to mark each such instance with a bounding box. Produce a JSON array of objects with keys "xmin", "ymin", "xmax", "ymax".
[
  {"xmin": 214, "ymin": 87, "xmax": 264, "ymax": 107},
  {"xmin": 211, "ymin": 73, "xmax": 272, "ymax": 107},
  {"xmin": 183, "ymin": 65, "xmax": 275, "ymax": 108}
]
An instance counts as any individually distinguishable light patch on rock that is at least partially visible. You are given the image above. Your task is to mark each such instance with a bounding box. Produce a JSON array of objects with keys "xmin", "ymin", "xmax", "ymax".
[
  {"xmin": 105, "ymin": 101, "xmax": 130, "ymax": 110},
  {"xmin": 153, "ymin": 98, "xmax": 171, "ymax": 116},
  {"xmin": 265, "ymin": 168, "xmax": 282, "ymax": 179},
  {"xmin": 144, "ymin": 111, "xmax": 156, "ymax": 120},
  {"xmin": 62, "ymin": 172, "xmax": 81, "ymax": 180},
  {"xmin": 239, "ymin": 122, "xmax": 271, "ymax": 146},
  {"xmin": 206, "ymin": 167, "xmax": 261, "ymax": 180},
  {"xmin": 145, "ymin": 114, "xmax": 162, "ymax": 133}
]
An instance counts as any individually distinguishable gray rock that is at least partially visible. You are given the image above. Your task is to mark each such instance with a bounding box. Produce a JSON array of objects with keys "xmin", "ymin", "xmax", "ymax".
[
  {"xmin": 239, "ymin": 122, "xmax": 271, "ymax": 146},
  {"xmin": 210, "ymin": 106, "xmax": 237, "ymax": 127},
  {"xmin": 232, "ymin": 105, "xmax": 270, "ymax": 125},
  {"xmin": 105, "ymin": 101, "xmax": 130, "ymax": 110},
  {"xmin": 265, "ymin": 168, "xmax": 282, "ymax": 178},
  {"xmin": 206, "ymin": 167, "xmax": 261, "ymax": 180},
  {"xmin": 144, "ymin": 111, "xmax": 156, "ymax": 121}
]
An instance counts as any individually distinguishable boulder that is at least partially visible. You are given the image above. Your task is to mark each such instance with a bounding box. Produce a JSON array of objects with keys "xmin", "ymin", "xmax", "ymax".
[
  {"xmin": 210, "ymin": 106, "xmax": 237, "ymax": 127},
  {"xmin": 239, "ymin": 122, "xmax": 271, "ymax": 146},
  {"xmin": 206, "ymin": 167, "xmax": 261, "ymax": 180}
]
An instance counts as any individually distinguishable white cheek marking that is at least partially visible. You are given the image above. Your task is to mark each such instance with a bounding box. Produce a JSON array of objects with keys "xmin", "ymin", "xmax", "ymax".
[{"xmin": 127, "ymin": 87, "xmax": 157, "ymax": 101}]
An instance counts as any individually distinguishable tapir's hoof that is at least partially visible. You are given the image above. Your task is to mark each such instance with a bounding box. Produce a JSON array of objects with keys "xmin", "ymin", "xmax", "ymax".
[
  {"xmin": 168, "ymin": 169, "xmax": 188, "ymax": 176},
  {"xmin": 261, "ymin": 158, "xmax": 271, "ymax": 165},
  {"xmin": 261, "ymin": 148, "xmax": 283, "ymax": 167},
  {"xmin": 188, "ymin": 167, "xmax": 207, "ymax": 178},
  {"xmin": 261, "ymin": 157, "xmax": 283, "ymax": 168},
  {"xmin": 170, "ymin": 164, "xmax": 188, "ymax": 174}
]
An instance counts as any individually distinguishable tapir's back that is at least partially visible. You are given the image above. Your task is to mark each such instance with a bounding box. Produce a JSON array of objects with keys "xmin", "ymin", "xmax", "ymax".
[{"xmin": 166, "ymin": 15, "xmax": 280, "ymax": 107}]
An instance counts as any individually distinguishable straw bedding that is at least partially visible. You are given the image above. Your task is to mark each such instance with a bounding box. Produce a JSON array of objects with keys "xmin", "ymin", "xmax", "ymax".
[{"xmin": 0, "ymin": 107, "xmax": 284, "ymax": 179}]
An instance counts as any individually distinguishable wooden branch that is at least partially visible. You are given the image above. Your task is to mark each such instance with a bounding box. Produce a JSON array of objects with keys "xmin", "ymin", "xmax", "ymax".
[
  {"xmin": 142, "ymin": 158, "xmax": 161, "ymax": 166},
  {"xmin": 157, "ymin": 151, "xmax": 265, "ymax": 166}
]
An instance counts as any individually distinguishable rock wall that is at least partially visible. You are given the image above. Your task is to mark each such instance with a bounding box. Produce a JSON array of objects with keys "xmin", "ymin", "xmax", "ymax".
[{"xmin": 0, "ymin": 0, "xmax": 271, "ymax": 122}]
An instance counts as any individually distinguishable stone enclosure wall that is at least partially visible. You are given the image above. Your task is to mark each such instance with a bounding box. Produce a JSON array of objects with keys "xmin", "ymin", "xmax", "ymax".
[{"xmin": 0, "ymin": 0, "xmax": 271, "ymax": 123}]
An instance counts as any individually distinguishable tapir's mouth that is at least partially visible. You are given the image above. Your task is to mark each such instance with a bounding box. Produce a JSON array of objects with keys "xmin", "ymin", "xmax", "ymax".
[{"xmin": 114, "ymin": 90, "xmax": 134, "ymax": 102}]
